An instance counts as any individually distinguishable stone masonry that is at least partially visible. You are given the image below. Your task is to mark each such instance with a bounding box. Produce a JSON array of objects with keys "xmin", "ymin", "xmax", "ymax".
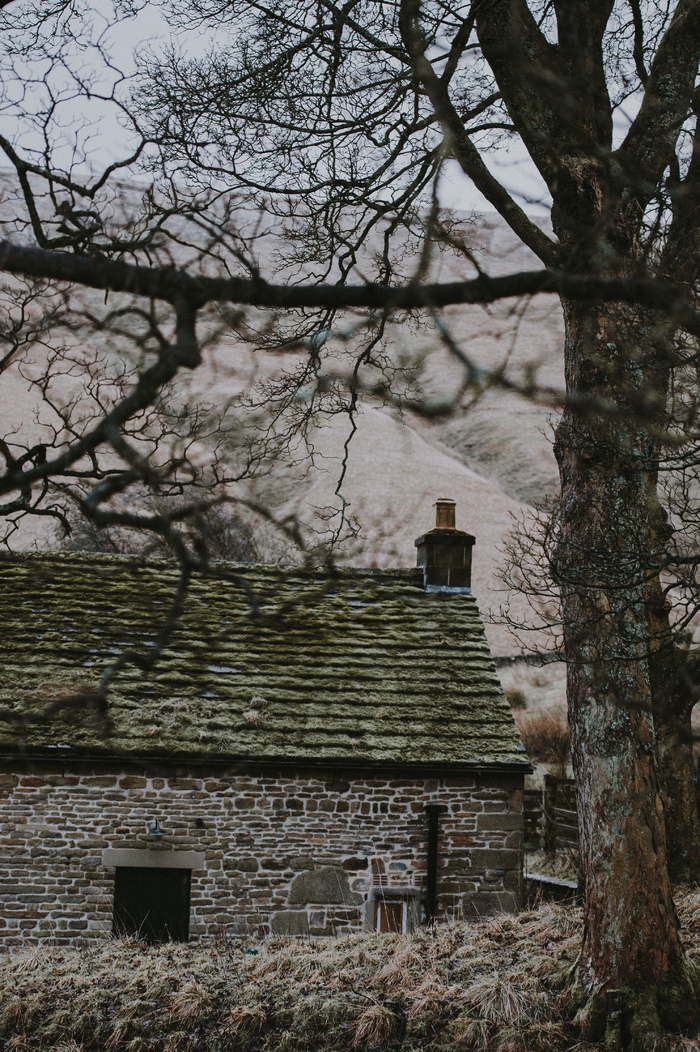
[{"xmin": 0, "ymin": 762, "xmax": 523, "ymax": 946}]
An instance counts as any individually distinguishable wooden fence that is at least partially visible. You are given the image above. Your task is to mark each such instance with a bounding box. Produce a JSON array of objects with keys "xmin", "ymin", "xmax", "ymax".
[{"xmin": 524, "ymin": 775, "xmax": 578, "ymax": 855}]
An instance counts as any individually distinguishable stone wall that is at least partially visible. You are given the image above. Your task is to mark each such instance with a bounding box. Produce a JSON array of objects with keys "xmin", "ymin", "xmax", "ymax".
[{"xmin": 0, "ymin": 762, "xmax": 523, "ymax": 947}]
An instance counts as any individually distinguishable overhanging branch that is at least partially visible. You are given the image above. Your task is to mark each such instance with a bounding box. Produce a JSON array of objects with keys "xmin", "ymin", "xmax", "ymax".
[{"xmin": 1, "ymin": 239, "xmax": 700, "ymax": 334}]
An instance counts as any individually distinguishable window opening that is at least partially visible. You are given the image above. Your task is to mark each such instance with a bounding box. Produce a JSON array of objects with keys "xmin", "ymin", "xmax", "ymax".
[{"xmin": 113, "ymin": 867, "xmax": 191, "ymax": 943}]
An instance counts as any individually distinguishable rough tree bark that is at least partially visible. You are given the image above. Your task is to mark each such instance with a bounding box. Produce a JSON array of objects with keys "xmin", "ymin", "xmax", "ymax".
[
  {"xmin": 469, "ymin": 0, "xmax": 700, "ymax": 1040},
  {"xmin": 646, "ymin": 586, "xmax": 700, "ymax": 885},
  {"xmin": 554, "ymin": 295, "xmax": 700, "ymax": 1042}
]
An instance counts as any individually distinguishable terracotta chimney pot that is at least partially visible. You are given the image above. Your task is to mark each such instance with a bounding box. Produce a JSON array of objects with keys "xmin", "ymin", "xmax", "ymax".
[{"xmin": 434, "ymin": 498, "xmax": 456, "ymax": 530}]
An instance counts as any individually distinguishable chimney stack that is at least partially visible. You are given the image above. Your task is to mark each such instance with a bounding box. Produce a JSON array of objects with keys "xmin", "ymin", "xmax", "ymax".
[{"xmin": 415, "ymin": 499, "xmax": 475, "ymax": 590}]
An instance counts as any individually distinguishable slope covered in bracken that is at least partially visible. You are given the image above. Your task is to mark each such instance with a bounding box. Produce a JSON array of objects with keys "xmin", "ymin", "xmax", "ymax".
[{"xmin": 3, "ymin": 891, "xmax": 700, "ymax": 1051}]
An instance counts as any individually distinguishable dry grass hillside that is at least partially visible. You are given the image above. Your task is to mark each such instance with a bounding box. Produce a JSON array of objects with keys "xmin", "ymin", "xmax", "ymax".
[
  {"xmin": 1, "ymin": 206, "xmax": 569, "ymax": 720},
  {"xmin": 3, "ymin": 891, "xmax": 700, "ymax": 1052},
  {"xmin": 1, "ymin": 213, "xmax": 564, "ymax": 656}
]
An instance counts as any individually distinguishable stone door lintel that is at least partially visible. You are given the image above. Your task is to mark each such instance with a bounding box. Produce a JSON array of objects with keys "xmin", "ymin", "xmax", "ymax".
[{"xmin": 102, "ymin": 848, "xmax": 206, "ymax": 870}]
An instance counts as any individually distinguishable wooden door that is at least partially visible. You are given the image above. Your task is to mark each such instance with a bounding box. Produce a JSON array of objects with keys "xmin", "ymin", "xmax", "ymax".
[{"xmin": 376, "ymin": 899, "xmax": 404, "ymax": 933}]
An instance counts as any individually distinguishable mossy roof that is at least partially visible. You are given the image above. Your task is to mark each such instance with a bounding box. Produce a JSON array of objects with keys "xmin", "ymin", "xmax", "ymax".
[{"xmin": 0, "ymin": 552, "xmax": 527, "ymax": 770}]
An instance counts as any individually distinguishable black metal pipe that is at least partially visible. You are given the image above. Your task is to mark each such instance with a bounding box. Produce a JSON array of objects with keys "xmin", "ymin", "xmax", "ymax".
[{"xmin": 425, "ymin": 803, "xmax": 447, "ymax": 922}]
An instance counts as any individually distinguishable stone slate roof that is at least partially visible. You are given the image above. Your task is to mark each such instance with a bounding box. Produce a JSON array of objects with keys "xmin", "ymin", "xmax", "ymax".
[{"xmin": 0, "ymin": 553, "xmax": 527, "ymax": 770}]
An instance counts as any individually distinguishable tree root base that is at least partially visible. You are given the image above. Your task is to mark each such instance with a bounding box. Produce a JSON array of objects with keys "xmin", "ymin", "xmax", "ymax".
[{"xmin": 571, "ymin": 963, "xmax": 700, "ymax": 1050}]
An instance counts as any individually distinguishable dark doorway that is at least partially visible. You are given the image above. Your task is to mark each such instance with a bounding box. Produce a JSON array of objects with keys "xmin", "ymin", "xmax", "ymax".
[{"xmin": 113, "ymin": 867, "xmax": 191, "ymax": 942}]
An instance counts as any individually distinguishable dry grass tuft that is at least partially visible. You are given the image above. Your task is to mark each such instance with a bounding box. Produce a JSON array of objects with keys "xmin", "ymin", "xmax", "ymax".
[
  {"xmin": 461, "ymin": 972, "xmax": 534, "ymax": 1025},
  {"xmin": 526, "ymin": 849, "xmax": 579, "ymax": 882},
  {"xmin": 406, "ymin": 976, "xmax": 459, "ymax": 1018},
  {"xmin": 371, "ymin": 944, "xmax": 424, "ymax": 988},
  {"xmin": 1, "ymin": 995, "xmax": 32, "ymax": 1031},
  {"xmin": 505, "ymin": 687, "xmax": 528, "ymax": 710},
  {"xmin": 162, "ymin": 1033, "xmax": 192, "ymax": 1052},
  {"xmin": 168, "ymin": 979, "xmax": 213, "ymax": 1025},
  {"xmin": 9, "ymin": 946, "xmax": 52, "ymax": 973},
  {"xmin": 515, "ymin": 711, "xmax": 570, "ymax": 764},
  {"xmin": 4, "ymin": 892, "xmax": 700, "ymax": 1051},
  {"xmin": 226, "ymin": 1003, "xmax": 267, "ymax": 1035},
  {"xmin": 452, "ymin": 1014, "xmax": 491, "ymax": 1049},
  {"xmin": 350, "ymin": 1001, "xmax": 402, "ymax": 1047}
]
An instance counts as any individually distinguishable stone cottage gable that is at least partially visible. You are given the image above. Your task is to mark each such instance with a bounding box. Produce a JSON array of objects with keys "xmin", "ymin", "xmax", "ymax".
[{"xmin": 0, "ymin": 553, "xmax": 526, "ymax": 770}]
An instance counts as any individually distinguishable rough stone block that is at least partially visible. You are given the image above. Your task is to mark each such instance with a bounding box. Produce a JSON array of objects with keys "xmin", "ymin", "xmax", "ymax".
[
  {"xmin": 261, "ymin": 857, "xmax": 288, "ymax": 871},
  {"xmin": 270, "ymin": 910, "xmax": 309, "ymax": 935},
  {"xmin": 289, "ymin": 856, "xmax": 316, "ymax": 871},
  {"xmin": 476, "ymin": 813, "xmax": 522, "ymax": 831},
  {"xmin": 342, "ymin": 857, "xmax": 368, "ymax": 870},
  {"xmin": 448, "ymin": 834, "xmax": 476, "ymax": 847},
  {"xmin": 468, "ymin": 849, "xmax": 520, "ymax": 870},
  {"xmin": 233, "ymin": 857, "xmax": 259, "ymax": 872},
  {"xmin": 503, "ymin": 870, "xmax": 522, "ymax": 891},
  {"xmin": 289, "ymin": 866, "xmax": 363, "ymax": 906},
  {"xmin": 447, "ymin": 858, "xmax": 475, "ymax": 875}
]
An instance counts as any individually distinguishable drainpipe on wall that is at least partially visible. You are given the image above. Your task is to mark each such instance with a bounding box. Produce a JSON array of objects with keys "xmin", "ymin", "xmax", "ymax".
[{"xmin": 425, "ymin": 803, "xmax": 448, "ymax": 923}]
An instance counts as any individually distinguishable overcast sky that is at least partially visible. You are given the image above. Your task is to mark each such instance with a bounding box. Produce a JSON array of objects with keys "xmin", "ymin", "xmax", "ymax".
[{"xmin": 2, "ymin": 0, "xmax": 554, "ymax": 217}]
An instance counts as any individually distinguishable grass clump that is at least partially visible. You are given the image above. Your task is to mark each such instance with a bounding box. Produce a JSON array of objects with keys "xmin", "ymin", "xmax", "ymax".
[
  {"xmin": 505, "ymin": 687, "xmax": 528, "ymax": 710},
  {"xmin": 516, "ymin": 711, "xmax": 570, "ymax": 765},
  {"xmin": 526, "ymin": 849, "xmax": 579, "ymax": 882},
  {"xmin": 2, "ymin": 892, "xmax": 700, "ymax": 1051}
]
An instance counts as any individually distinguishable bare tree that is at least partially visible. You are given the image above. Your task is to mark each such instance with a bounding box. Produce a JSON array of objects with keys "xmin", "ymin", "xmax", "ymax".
[{"xmin": 2, "ymin": 0, "xmax": 700, "ymax": 1045}]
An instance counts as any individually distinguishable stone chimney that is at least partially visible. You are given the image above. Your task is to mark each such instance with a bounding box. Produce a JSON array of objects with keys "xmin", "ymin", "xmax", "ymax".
[{"xmin": 415, "ymin": 499, "xmax": 475, "ymax": 590}]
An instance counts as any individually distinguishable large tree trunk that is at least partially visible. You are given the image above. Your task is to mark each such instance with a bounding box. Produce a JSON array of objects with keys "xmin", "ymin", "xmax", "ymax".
[{"xmin": 553, "ymin": 297, "xmax": 700, "ymax": 1045}]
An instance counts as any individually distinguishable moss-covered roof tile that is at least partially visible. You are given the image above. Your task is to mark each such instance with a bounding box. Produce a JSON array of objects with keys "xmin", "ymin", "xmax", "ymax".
[{"xmin": 0, "ymin": 552, "xmax": 527, "ymax": 769}]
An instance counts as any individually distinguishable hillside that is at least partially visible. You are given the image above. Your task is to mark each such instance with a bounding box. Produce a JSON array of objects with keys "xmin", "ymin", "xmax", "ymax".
[{"xmin": 1, "ymin": 208, "xmax": 565, "ymax": 664}]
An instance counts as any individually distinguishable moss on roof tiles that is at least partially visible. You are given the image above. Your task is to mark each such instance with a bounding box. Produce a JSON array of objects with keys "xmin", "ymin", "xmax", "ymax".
[{"xmin": 0, "ymin": 552, "xmax": 527, "ymax": 768}]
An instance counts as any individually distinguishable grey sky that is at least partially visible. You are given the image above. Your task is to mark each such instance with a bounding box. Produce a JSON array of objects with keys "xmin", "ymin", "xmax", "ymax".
[{"xmin": 2, "ymin": 0, "xmax": 552, "ymax": 217}]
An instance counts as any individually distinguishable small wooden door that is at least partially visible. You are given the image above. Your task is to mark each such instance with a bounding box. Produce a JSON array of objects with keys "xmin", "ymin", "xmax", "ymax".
[{"xmin": 376, "ymin": 899, "xmax": 405, "ymax": 933}]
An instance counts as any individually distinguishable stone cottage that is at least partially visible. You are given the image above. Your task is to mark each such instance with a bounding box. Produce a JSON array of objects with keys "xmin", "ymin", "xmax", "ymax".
[{"xmin": 0, "ymin": 501, "xmax": 529, "ymax": 946}]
